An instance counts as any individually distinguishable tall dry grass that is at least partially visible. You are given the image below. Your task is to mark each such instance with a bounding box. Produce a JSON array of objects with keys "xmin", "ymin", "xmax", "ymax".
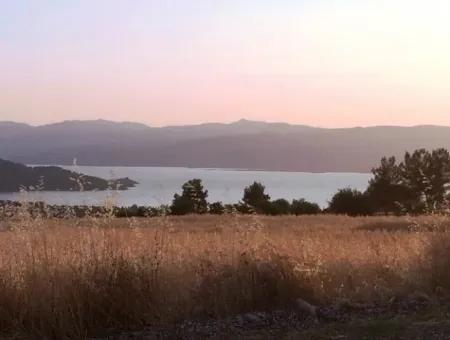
[{"xmin": 0, "ymin": 214, "xmax": 449, "ymax": 338}]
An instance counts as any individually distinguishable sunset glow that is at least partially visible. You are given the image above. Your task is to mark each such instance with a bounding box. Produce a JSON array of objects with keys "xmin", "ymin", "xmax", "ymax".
[{"xmin": 1, "ymin": 0, "xmax": 450, "ymax": 127}]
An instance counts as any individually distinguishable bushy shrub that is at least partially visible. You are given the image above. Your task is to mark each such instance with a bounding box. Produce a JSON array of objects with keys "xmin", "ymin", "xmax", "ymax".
[
  {"xmin": 328, "ymin": 188, "xmax": 372, "ymax": 216},
  {"xmin": 209, "ymin": 201, "xmax": 225, "ymax": 215},
  {"xmin": 234, "ymin": 202, "xmax": 254, "ymax": 214},
  {"xmin": 291, "ymin": 199, "xmax": 321, "ymax": 215},
  {"xmin": 265, "ymin": 199, "xmax": 291, "ymax": 215}
]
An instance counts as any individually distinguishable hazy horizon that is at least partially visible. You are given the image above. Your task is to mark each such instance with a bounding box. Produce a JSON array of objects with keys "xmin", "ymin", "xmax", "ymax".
[
  {"xmin": 2, "ymin": 1, "xmax": 450, "ymax": 127},
  {"xmin": 3, "ymin": 117, "xmax": 450, "ymax": 130},
  {"xmin": 4, "ymin": 118, "xmax": 450, "ymax": 130}
]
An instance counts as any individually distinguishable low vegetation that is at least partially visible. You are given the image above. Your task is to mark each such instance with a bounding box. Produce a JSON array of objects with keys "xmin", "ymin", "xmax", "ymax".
[{"xmin": 0, "ymin": 214, "xmax": 450, "ymax": 338}]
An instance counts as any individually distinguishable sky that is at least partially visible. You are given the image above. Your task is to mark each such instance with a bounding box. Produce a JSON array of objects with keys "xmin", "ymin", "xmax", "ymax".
[{"xmin": 1, "ymin": 0, "xmax": 450, "ymax": 127}]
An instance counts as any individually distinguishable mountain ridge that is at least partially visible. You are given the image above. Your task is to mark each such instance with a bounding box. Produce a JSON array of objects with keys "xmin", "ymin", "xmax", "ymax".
[
  {"xmin": 1, "ymin": 119, "xmax": 450, "ymax": 172},
  {"xmin": 2, "ymin": 119, "xmax": 448, "ymax": 130}
]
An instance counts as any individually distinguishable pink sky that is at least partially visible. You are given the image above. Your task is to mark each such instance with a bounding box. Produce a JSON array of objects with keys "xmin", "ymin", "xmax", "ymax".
[{"xmin": 1, "ymin": 0, "xmax": 450, "ymax": 127}]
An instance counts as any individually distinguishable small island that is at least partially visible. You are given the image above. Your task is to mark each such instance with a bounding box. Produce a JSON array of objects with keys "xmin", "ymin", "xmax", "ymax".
[{"xmin": 0, "ymin": 158, "xmax": 137, "ymax": 192}]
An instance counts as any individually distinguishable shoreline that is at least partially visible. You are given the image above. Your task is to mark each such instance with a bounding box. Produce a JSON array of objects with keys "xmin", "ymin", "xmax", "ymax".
[{"xmin": 27, "ymin": 163, "xmax": 371, "ymax": 175}]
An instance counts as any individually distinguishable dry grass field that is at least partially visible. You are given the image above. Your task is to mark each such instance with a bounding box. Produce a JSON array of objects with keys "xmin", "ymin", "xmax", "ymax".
[{"xmin": 1, "ymin": 214, "xmax": 450, "ymax": 338}]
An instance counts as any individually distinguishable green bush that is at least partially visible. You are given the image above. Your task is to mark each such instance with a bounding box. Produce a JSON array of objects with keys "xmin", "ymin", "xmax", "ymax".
[
  {"xmin": 209, "ymin": 201, "xmax": 225, "ymax": 215},
  {"xmin": 291, "ymin": 199, "xmax": 321, "ymax": 215},
  {"xmin": 328, "ymin": 188, "xmax": 372, "ymax": 216}
]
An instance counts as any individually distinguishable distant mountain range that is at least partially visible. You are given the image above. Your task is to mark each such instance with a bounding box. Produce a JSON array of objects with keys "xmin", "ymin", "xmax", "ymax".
[
  {"xmin": 1, "ymin": 119, "xmax": 450, "ymax": 172},
  {"xmin": 0, "ymin": 158, "xmax": 137, "ymax": 192}
]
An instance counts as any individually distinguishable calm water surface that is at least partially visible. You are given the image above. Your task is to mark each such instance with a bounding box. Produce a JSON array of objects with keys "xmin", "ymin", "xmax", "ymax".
[{"xmin": 0, "ymin": 166, "xmax": 371, "ymax": 208}]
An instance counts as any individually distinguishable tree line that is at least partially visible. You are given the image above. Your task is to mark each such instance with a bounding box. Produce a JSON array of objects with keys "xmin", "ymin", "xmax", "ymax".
[
  {"xmin": 166, "ymin": 179, "xmax": 321, "ymax": 216},
  {"xmin": 329, "ymin": 148, "xmax": 450, "ymax": 216},
  {"xmin": 117, "ymin": 148, "xmax": 450, "ymax": 217},
  {"xmin": 169, "ymin": 148, "xmax": 450, "ymax": 216},
  {"xmin": 3, "ymin": 148, "xmax": 449, "ymax": 218}
]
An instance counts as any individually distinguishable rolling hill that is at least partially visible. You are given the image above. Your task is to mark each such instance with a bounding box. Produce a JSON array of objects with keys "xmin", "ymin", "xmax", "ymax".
[
  {"xmin": 0, "ymin": 158, "xmax": 137, "ymax": 192},
  {"xmin": 1, "ymin": 119, "xmax": 450, "ymax": 172}
]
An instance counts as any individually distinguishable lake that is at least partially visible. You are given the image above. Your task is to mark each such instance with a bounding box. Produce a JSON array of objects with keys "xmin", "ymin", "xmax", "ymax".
[{"xmin": 0, "ymin": 166, "xmax": 371, "ymax": 208}]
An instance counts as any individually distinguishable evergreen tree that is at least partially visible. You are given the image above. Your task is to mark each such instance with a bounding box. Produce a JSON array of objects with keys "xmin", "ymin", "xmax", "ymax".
[
  {"xmin": 171, "ymin": 179, "xmax": 208, "ymax": 215},
  {"xmin": 399, "ymin": 149, "xmax": 450, "ymax": 212},
  {"xmin": 366, "ymin": 156, "xmax": 415, "ymax": 214},
  {"xmin": 242, "ymin": 181, "xmax": 270, "ymax": 212}
]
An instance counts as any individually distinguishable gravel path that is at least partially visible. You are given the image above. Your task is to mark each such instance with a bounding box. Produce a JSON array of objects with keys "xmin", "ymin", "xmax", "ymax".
[{"xmin": 92, "ymin": 295, "xmax": 450, "ymax": 340}]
